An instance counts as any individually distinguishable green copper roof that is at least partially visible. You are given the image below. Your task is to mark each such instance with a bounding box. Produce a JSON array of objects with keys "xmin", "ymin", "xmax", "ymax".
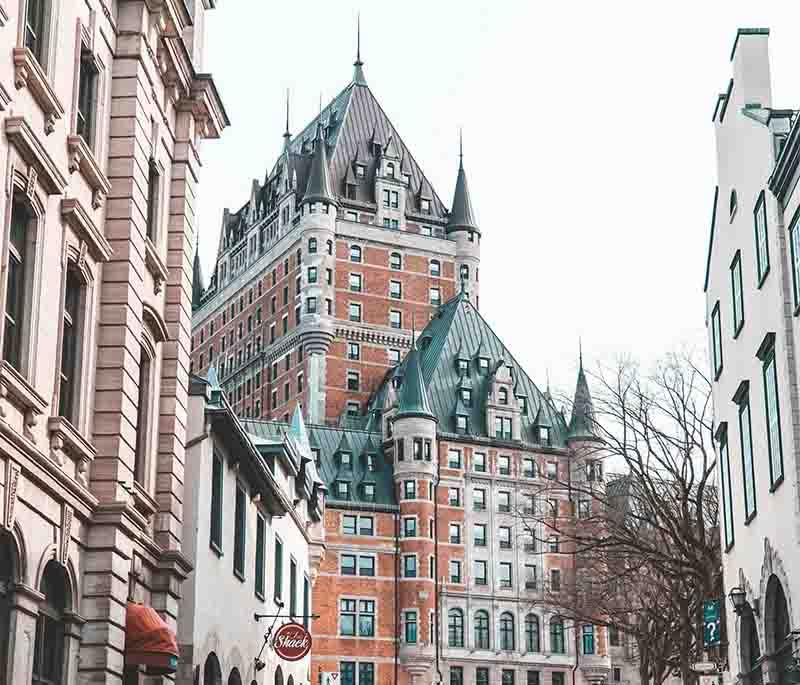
[
  {"xmin": 289, "ymin": 403, "xmax": 311, "ymax": 453},
  {"xmin": 302, "ymin": 122, "xmax": 337, "ymax": 205},
  {"xmin": 396, "ymin": 344, "xmax": 435, "ymax": 420},
  {"xmin": 568, "ymin": 363, "xmax": 597, "ymax": 441},
  {"xmin": 446, "ymin": 138, "xmax": 479, "ymax": 234},
  {"xmin": 370, "ymin": 290, "xmax": 567, "ymax": 445}
]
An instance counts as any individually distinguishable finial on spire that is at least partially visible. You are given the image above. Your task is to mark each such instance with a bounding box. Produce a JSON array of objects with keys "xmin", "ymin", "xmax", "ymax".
[
  {"xmin": 411, "ymin": 312, "xmax": 417, "ymax": 348},
  {"xmin": 579, "ymin": 337, "xmax": 583, "ymax": 371},
  {"xmin": 546, "ymin": 369, "xmax": 551, "ymax": 393},
  {"xmin": 459, "ymin": 128, "xmax": 463, "ymax": 167},
  {"xmin": 352, "ymin": 13, "xmax": 367, "ymax": 85},
  {"xmin": 283, "ymin": 88, "xmax": 291, "ymax": 139}
]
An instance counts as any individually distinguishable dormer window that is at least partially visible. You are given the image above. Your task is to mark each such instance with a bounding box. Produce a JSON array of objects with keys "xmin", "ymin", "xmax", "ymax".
[
  {"xmin": 387, "ymin": 162, "xmax": 395, "ymax": 178},
  {"xmin": 478, "ymin": 358, "xmax": 489, "ymax": 372},
  {"xmin": 355, "ymin": 164, "xmax": 366, "ymax": 179},
  {"xmin": 363, "ymin": 483, "xmax": 376, "ymax": 501},
  {"xmin": 495, "ymin": 417, "xmax": 512, "ymax": 440},
  {"xmin": 404, "ymin": 173, "xmax": 411, "ymax": 185},
  {"xmin": 461, "ymin": 388, "xmax": 472, "ymax": 407},
  {"xmin": 420, "ymin": 199, "xmax": 431, "ymax": 214},
  {"xmin": 312, "ymin": 448, "xmax": 321, "ymax": 467},
  {"xmin": 457, "ymin": 358, "xmax": 468, "ymax": 374},
  {"xmin": 518, "ymin": 396, "xmax": 528, "ymax": 414},
  {"xmin": 456, "ymin": 415, "xmax": 469, "ymax": 433},
  {"xmin": 538, "ymin": 427, "xmax": 551, "ymax": 447},
  {"xmin": 498, "ymin": 388, "xmax": 509, "ymax": 405},
  {"xmin": 366, "ymin": 454, "xmax": 376, "ymax": 472},
  {"xmin": 336, "ymin": 480, "xmax": 350, "ymax": 499},
  {"xmin": 340, "ymin": 452, "xmax": 352, "ymax": 468}
]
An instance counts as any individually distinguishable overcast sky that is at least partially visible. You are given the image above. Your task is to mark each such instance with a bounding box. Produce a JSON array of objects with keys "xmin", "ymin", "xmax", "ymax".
[{"xmin": 196, "ymin": 1, "xmax": 800, "ymax": 398}]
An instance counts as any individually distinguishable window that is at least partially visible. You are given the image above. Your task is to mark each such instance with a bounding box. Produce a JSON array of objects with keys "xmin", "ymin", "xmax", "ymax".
[
  {"xmin": 421, "ymin": 198, "xmax": 431, "ymax": 213},
  {"xmin": 473, "ymin": 523, "xmax": 487, "ymax": 546},
  {"xmin": 306, "ymin": 297, "xmax": 317, "ymax": 314},
  {"xmin": 307, "ymin": 266, "xmax": 318, "ymax": 284},
  {"xmin": 32, "ymin": 561, "xmax": 67, "ymax": 685},
  {"xmin": 546, "ymin": 462, "xmax": 557, "ymax": 480},
  {"xmin": 448, "ymin": 487, "xmax": 461, "ymax": 506},
  {"xmin": 76, "ymin": 48, "xmax": 99, "ymax": 147},
  {"xmin": 461, "ymin": 387, "xmax": 472, "ymax": 406},
  {"xmin": 550, "ymin": 617, "xmax": 565, "ymax": 653},
  {"xmin": 449, "ymin": 523, "xmax": 461, "ymax": 544},
  {"xmin": 390, "ymin": 252, "xmax": 402, "ymax": 269},
  {"xmin": 736, "ymin": 383, "xmax": 757, "ymax": 521},
  {"xmin": 210, "ymin": 452, "xmax": 223, "ymax": 551},
  {"xmin": 146, "ymin": 160, "xmax": 160, "ymax": 241},
  {"xmin": 552, "ymin": 674, "xmax": 565, "ymax": 685},
  {"xmin": 346, "ymin": 401, "xmax": 360, "ymax": 417},
  {"xmin": 349, "ymin": 302, "xmax": 362, "ymax": 322},
  {"xmin": 498, "ymin": 387, "xmax": 509, "ymax": 405},
  {"xmin": 473, "ymin": 451, "xmax": 486, "ymax": 472},
  {"xmin": 403, "ymin": 517, "xmax": 417, "ymax": 538},
  {"xmin": 527, "ymin": 673, "xmax": 540, "ymax": 685},
  {"xmin": 450, "ymin": 666, "xmax": 464, "ymax": 685},
  {"xmin": 754, "ymin": 191, "xmax": 770, "ymax": 284},
  {"xmin": 498, "ymin": 491, "xmax": 511, "ymax": 512},
  {"xmin": 500, "ymin": 612, "xmax": 515, "ymax": 650},
  {"xmin": 404, "ymin": 555, "xmax": 417, "ymax": 578},
  {"xmin": 474, "ymin": 559, "xmax": 488, "ymax": 585},
  {"xmin": 389, "ymin": 348, "xmax": 401, "ymax": 364},
  {"xmin": 430, "ymin": 260, "xmax": 441, "ymax": 276},
  {"xmin": 455, "ymin": 414, "xmax": 468, "ymax": 433},
  {"xmin": 478, "ymin": 357, "xmax": 489, "ymax": 372},
  {"xmin": 341, "ymin": 554, "xmax": 356, "ymax": 575},
  {"xmin": 550, "ymin": 569, "xmax": 561, "ymax": 592},
  {"xmin": 499, "ymin": 562, "xmax": 512, "ymax": 588},
  {"xmin": 499, "ymin": 526, "xmax": 512, "ymax": 549},
  {"xmin": 233, "ymin": 484, "xmax": 246, "ymax": 578},
  {"xmin": 389, "ymin": 310, "xmax": 402, "ymax": 329},
  {"xmin": 58, "ymin": 267, "xmax": 85, "ymax": 423},
  {"xmin": 347, "ymin": 342, "xmax": 360, "ymax": 360},
  {"xmin": 495, "ymin": 416, "xmax": 512, "ymax": 440},
  {"xmin": 390, "ymin": 280, "xmax": 402, "ymax": 299},
  {"xmin": 609, "ymin": 624, "xmax": 620, "ymax": 646},
  {"xmin": 340, "ymin": 599, "xmax": 375, "ymax": 637},
  {"xmin": 791, "ymin": 216, "xmax": 800, "ymax": 309},
  {"xmin": 523, "ymin": 458, "xmax": 535, "ymax": 478},
  {"xmin": 430, "ymin": 287, "xmax": 441, "ymax": 305},
  {"xmin": 613, "ymin": 670, "xmax": 621, "ymax": 683},
  {"xmin": 404, "ymin": 480, "xmax": 416, "ymax": 499},
  {"xmin": 308, "ymin": 237, "xmax": 317, "ymax": 253},
  {"xmin": 3, "ymin": 197, "xmax": 34, "ymax": 371},
  {"xmin": 349, "ymin": 273, "xmax": 362, "ymax": 292},
  {"xmin": 289, "ymin": 558, "xmax": 298, "ymax": 618},
  {"xmin": 403, "ymin": 611, "xmax": 418, "ymax": 643},
  {"xmin": 475, "ymin": 610, "xmax": 490, "ymax": 649},
  {"xmin": 340, "ymin": 663, "xmax": 375, "ymax": 685},
  {"xmin": 449, "ymin": 559, "xmax": 462, "ymax": 583},
  {"xmin": 448, "ymin": 608, "xmax": 464, "ymax": 647},
  {"xmin": 718, "ymin": 425, "xmax": 735, "ymax": 549},
  {"xmin": 272, "ymin": 536, "xmax": 285, "ymax": 601},
  {"xmin": 473, "ymin": 488, "xmax": 486, "ymax": 511},
  {"xmin": 350, "ymin": 245, "xmax": 362, "ymax": 262},
  {"xmin": 499, "ymin": 454, "xmax": 511, "ymax": 475},
  {"xmin": 731, "ymin": 251, "xmax": 744, "ymax": 335},
  {"xmin": 502, "ymin": 671, "xmax": 515, "ymax": 685},
  {"xmin": 335, "ymin": 480, "xmax": 351, "ymax": 499},
  {"xmin": 347, "ymin": 371, "xmax": 360, "ymax": 391},
  {"xmin": 255, "ymin": 515, "xmax": 265, "ymax": 598},
  {"xmin": 448, "ymin": 449, "xmax": 462, "ymax": 468},
  {"xmin": 582, "ymin": 625, "xmax": 595, "ymax": 655},
  {"xmin": 525, "ymin": 563, "xmax": 538, "ymax": 588},
  {"xmin": 761, "ymin": 340, "xmax": 784, "ymax": 489}
]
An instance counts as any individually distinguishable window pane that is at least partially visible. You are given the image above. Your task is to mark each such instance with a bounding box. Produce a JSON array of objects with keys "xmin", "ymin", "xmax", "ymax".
[
  {"xmin": 739, "ymin": 396, "xmax": 756, "ymax": 520},
  {"xmin": 764, "ymin": 355, "xmax": 784, "ymax": 487}
]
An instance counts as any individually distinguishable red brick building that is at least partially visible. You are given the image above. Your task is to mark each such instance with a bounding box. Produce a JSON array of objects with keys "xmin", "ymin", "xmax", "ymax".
[{"xmin": 191, "ymin": 51, "xmax": 631, "ymax": 685}]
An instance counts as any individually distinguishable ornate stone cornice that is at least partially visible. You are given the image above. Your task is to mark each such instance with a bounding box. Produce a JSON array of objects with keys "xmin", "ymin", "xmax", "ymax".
[
  {"xmin": 66, "ymin": 135, "xmax": 112, "ymax": 208},
  {"xmin": 5, "ymin": 116, "xmax": 67, "ymax": 194},
  {"xmin": 61, "ymin": 198, "xmax": 113, "ymax": 262},
  {"xmin": 335, "ymin": 324, "xmax": 411, "ymax": 349},
  {"xmin": 144, "ymin": 239, "xmax": 169, "ymax": 295},
  {"xmin": 12, "ymin": 48, "xmax": 64, "ymax": 134}
]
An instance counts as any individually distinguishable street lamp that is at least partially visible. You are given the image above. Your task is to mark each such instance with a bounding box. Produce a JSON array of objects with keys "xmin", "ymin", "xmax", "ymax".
[{"xmin": 728, "ymin": 586, "xmax": 747, "ymax": 615}]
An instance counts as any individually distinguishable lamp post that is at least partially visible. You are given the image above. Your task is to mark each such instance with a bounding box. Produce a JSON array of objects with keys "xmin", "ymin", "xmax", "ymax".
[{"xmin": 728, "ymin": 586, "xmax": 747, "ymax": 616}]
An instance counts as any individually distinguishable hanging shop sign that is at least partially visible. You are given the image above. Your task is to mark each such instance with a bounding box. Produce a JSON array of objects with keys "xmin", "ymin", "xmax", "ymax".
[{"xmin": 273, "ymin": 622, "xmax": 312, "ymax": 661}]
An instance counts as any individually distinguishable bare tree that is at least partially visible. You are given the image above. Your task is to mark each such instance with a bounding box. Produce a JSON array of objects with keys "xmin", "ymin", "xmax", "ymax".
[{"xmin": 520, "ymin": 353, "xmax": 722, "ymax": 685}]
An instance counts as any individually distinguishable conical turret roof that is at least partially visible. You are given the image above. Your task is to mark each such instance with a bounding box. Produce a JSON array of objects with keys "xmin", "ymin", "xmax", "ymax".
[
  {"xmin": 303, "ymin": 122, "xmax": 337, "ymax": 206},
  {"xmin": 446, "ymin": 135, "xmax": 479, "ymax": 234},
  {"xmin": 396, "ymin": 343, "xmax": 435, "ymax": 420},
  {"xmin": 568, "ymin": 360, "xmax": 598, "ymax": 441},
  {"xmin": 192, "ymin": 242, "xmax": 204, "ymax": 310}
]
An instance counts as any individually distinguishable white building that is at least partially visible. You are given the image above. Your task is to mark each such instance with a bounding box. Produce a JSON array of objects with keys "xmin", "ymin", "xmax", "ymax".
[
  {"xmin": 705, "ymin": 27, "xmax": 798, "ymax": 685},
  {"xmin": 179, "ymin": 373, "xmax": 326, "ymax": 685}
]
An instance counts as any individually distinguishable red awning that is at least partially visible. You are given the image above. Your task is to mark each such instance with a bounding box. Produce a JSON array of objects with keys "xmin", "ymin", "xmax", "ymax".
[{"xmin": 125, "ymin": 602, "xmax": 179, "ymax": 675}]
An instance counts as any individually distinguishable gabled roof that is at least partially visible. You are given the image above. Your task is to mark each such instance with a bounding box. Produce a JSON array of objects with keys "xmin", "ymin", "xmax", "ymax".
[{"xmin": 369, "ymin": 291, "xmax": 568, "ymax": 445}]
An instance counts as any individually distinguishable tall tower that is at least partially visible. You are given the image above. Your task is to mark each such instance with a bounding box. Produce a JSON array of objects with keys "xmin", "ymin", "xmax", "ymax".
[
  {"xmin": 390, "ymin": 341, "xmax": 438, "ymax": 683},
  {"xmin": 446, "ymin": 132, "xmax": 481, "ymax": 306}
]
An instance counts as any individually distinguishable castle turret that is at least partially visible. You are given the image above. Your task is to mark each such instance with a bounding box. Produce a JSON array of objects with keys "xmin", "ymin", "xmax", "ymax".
[
  {"xmin": 567, "ymin": 352, "xmax": 598, "ymax": 443},
  {"xmin": 192, "ymin": 240, "xmax": 204, "ymax": 311},
  {"xmin": 446, "ymin": 132, "xmax": 481, "ymax": 306},
  {"xmin": 390, "ymin": 342, "xmax": 438, "ymax": 682}
]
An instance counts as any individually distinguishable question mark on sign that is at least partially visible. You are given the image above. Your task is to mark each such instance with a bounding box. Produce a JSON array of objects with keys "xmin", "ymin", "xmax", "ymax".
[{"xmin": 708, "ymin": 621, "xmax": 717, "ymax": 643}]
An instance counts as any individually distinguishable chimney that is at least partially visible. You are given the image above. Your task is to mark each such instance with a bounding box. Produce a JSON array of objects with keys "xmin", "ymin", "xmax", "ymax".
[{"xmin": 730, "ymin": 28, "xmax": 772, "ymax": 109}]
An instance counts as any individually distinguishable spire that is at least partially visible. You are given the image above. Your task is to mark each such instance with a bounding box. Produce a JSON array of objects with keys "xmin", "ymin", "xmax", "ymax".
[
  {"xmin": 446, "ymin": 130, "xmax": 479, "ymax": 235},
  {"xmin": 289, "ymin": 403, "xmax": 311, "ymax": 454},
  {"xmin": 283, "ymin": 88, "xmax": 291, "ymax": 147},
  {"xmin": 302, "ymin": 118, "xmax": 337, "ymax": 206},
  {"xmin": 352, "ymin": 13, "xmax": 367, "ymax": 86},
  {"xmin": 568, "ymin": 352, "xmax": 598, "ymax": 441},
  {"xmin": 396, "ymin": 340, "xmax": 436, "ymax": 420},
  {"xmin": 192, "ymin": 236, "xmax": 204, "ymax": 310}
]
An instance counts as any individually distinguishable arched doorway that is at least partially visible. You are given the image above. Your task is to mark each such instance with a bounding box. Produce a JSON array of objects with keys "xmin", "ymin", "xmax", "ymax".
[
  {"xmin": 204, "ymin": 653, "xmax": 222, "ymax": 685},
  {"xmin": 740, "ymin": 610, "xmax": 761, "ymax": 684},
  {"xmin": 32, "ymin": 560, "xmax": 70, "ymax": 685},
  {"xmin": 765, "ymin": 575, "xmax": 792, "ymax": 685},
  {"xmin": 0, "ymin": 533, "xmax": 17, "ymax": 685}
]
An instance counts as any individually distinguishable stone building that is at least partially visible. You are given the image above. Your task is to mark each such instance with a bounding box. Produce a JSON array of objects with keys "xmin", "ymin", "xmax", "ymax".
[
  {"xmin": 0, "ymin": 0, "xmax": 226, "ymax": 683},
  {"xmin": 704, "ymin": 27, "xmax": 800, "ymax": 685},
  {"xmin": 177, "ymin": 374, "xmax": 325, "ymax": 685},
  {"xmin": 190, "ymin": 45, "xmax": 634, "ymax": 685}
]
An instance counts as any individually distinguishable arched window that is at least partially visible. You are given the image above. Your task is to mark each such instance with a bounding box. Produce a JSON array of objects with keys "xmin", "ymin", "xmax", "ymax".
[
  {"xmin": 525, "ymin": 614, "xmax": 540, "ymax": 652},
  {"xmin": 58, "ymin": 264, "xmax": 88, "ymax": 424},
  {"xmin": 430, "ymin": 260, "xmax": 441, "ymax": 277},
  {"xmin": 350, "ymin": 245, "xmax": 362, "ymax": 263},
  {"xmin": 3, "ymin": 193, "xmax": 37, "ymax": 376},
  {"xmin": 229, "ymin": 668, "xmax": 243, "ymax": 685},
  {"xmin": 474, "ymin": 610, "xmax": 490, "ymax": 649},
  {"xmin": 499, "ymin": 388, "xmax": 509, "ymax": 405},
  {"xmin": 308, "ymin": 237, "xmax": 317, "ymax": 253},
  {"xmin": 740, "ymin": 610, "xmax": 760, "ymax": 676},
  {"xmin": 766, "ymin": 574, "xmax": 791, "ymax": 674},
  {"xmin": 550, "ymin": 617, "xmax": 565, "ymax": 654},
  {"xmin": 32, "ymin": 560, "xmax": 69, "ymax": 685},
  {"xmin": 500, "ymin": 612, "xmax": 515, "ymax": 650},
  {"xmin": 203, "ymin": 653, "xmax": 222, "ymax": 685},
  {"xmin": 448, "ymin": 608, "xmax": 464, "ymax": 647},
  {"xmin": 287, "ymin": 678, "xmax": 295, "ymax": 685},
  {"xmin": 460, "ymin": 264, "xmax": 469, "ymax": 280},
  {"xmin": 387, "ymin": 162, "xmax": 395, "ymax": 178},
  {"xmin": 274, "ymin": 666, "xmax": 284, "ymax": 685},
  {"xmin": 0, "ymin": 533, "xmax": 17, "ymax": 684}
]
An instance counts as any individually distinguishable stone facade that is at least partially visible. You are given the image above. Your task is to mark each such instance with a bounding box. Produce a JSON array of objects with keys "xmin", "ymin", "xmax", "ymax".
[
  {"xmin": 705, "ymin": 27, "xmax": 800, "ymax": 685},
  {"xmin": 0, "ymin": 0, "xmax": 226, "ymax": 683}
]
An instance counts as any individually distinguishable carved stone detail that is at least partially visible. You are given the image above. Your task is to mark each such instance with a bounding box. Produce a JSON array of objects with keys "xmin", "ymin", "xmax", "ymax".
[
  {"xmin": 60, "ymin": 503, "xmax": 73, "ymax": 565},
  {"xmin": 76, "ymin": 458, "xmax": 90, "ymax": 487},
  {"xmin": 49, "ymin": 431, "xmax": 65, "ymax": 466},
  {"xmin": 4, "ymin": 461, "xmax": 21, "ymax": 530},
  {"xmin": 25, "ymin": 166, "xmax": 37, "ymax": 199}
]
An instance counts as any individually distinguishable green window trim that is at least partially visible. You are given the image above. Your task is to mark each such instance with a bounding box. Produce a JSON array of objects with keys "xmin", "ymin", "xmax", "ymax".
[
  {"xmin": 711, "ymin": 301, "xmax": 723, "ymax": 380},
  {"xmin": 274, "ymin": 536, "xmax": 284, "ymax": 600},
  {"xmin": 759, "ymin": 338, "xmax": 785, "ymax": 491},
  {"xmin": 233, "ymin": 484, "xmax": 246, "ymax": 580},
  {"xmin": 255, "ymin": 515, "xmax": 266, "ymax": 598},
  {"xmin": 717, "ymin": 424, "xmax": 735, "ymax": 551},
  {"xmin": 735, "ymin": 383, "xmax": 757, "ymax": 523},
  {"xmin": 210, "ymin": 452, "xmax": 223, "ymax": 554},
  {"xmin": 754, "ymin": 191, "xmax": 770, "ymax": 286},
  {"xmin": 731, "ymin": 250, "xmax": 744, "ymax": 337}
]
